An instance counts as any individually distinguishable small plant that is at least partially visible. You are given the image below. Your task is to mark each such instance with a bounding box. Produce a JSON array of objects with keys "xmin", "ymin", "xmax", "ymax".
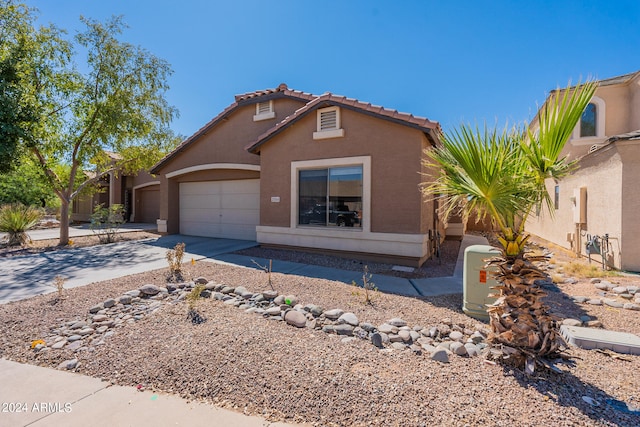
[
  {"xmin": 561, "ymin": 261, "xmax": 620, "ymax": 278},
  {"xmin": 186, "ymin": 283, "xmax": 206, "ymax": 324},
  {"xmin": 0, "ymin": 203, "xmax": 44, "ymax": 247},
  {"xmin": 52, "ymin": 275, "xmax": 66, "ymax": 301},
  {"xmin": 166, "ymin": 242, "xmax": 186, "ymax": 281},
  {"xmin": 251, "ymin": 259, "xmax": 275, "ymax": 290},
  {"xmin": 351, "ymin": 265, "xmax": 379, "ymax": 305},
  {"xmin": 90, "ymin": 203, "xmax": 125, "ymax": 244}
]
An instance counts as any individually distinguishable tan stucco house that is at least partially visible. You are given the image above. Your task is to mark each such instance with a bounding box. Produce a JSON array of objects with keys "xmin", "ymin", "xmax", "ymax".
[
  {"xmin": 526, "ymin": 71, "xmax": 640, "ymax": 272},
  {"xmin": 150, "ymin": 83, "xmax": 443, "ymax": 266},
  {"xmin": 71, "ymin": 163, "xmax": 160, "ymax": 224}
]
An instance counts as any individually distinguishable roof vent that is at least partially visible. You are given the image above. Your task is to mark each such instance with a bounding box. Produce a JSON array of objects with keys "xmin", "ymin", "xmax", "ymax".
[
  {"xmin": 277, "ymin": 83, "xmax": 288, "ymax": 91},
  {"xmin": 588, "ymin": 144, "xmax": 602, "ymax": 154}
]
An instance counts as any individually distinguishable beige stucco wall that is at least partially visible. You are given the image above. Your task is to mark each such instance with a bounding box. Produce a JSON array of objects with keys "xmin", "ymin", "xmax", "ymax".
[
  {"xmin": 526, "ymin": 144, "xmax": 624, "ymax": 268},
  {"xmin": 258, "ymin": 108, "xmax": 431, "ymax": 234},
  {"xmin": 155, "ymin": 97, "xmax": 306, "ymax": 233},
  {"xmin": 618, "ymin": 141, "xmax": 640, "ymax": 271},
  {"xmin": 256, "ymin": 107, "xmax": 437, "ymax": 266}
]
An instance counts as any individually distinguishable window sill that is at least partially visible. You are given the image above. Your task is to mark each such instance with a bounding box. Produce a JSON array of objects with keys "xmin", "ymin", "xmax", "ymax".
[
  {"xmin": 253, "ymin": 112, "xmax": 275, "ymax": 122},
  {"xmin": 313, "ymin": 129, "xmax": 345, "ymax": 140}
]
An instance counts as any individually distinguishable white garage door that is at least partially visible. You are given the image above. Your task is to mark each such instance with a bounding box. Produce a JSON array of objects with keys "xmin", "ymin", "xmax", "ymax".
[{"xmin": 179, "ymin": 180, "xmax": 260, "ymax": 240}]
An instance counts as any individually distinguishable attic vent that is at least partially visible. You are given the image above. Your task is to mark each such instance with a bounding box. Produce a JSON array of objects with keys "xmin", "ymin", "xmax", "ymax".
[
  {"xmin": 253, "ymin": 100, "xmax": 275, "ymax": 121},
  {"xmin": 257, "ymin": 101, "xmax": 271, "ymax": 115},
  {"xmin": 313, "ymin": 106, "xmax": 344, "ymax": 140},
  {"xmin": 588, "ymin": 144, "xmax": 602, "ymax": 154},
  {"xmin": 320, "ymin": 109, "xmax": 338, "ymax": 131}
]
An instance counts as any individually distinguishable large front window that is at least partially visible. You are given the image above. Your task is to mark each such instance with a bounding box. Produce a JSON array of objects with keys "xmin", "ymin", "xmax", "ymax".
[
  {"xmin": 298, "ymin": 165, "xmax": 362, "ymax": 228},
  {"xmin": 580, "ymin": 102, "xmax": 597, "ymax": 137}
]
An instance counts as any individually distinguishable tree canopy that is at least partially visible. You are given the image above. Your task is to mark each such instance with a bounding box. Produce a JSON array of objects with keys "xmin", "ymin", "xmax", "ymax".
[{"xmin": 1, "ymin": 1, "xmax": 179, "ymax": 244}]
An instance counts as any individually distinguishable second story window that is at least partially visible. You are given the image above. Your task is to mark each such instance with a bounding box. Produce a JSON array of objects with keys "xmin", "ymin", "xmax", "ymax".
[
  {"xmin": 580, "ymin": 102, "xmax": 597, "ymax": 137},
  {"xmin": 253, "ymin": 100, "xmax": 275, "ymax": 121}
]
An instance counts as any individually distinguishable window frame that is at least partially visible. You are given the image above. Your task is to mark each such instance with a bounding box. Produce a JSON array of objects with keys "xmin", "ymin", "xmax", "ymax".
[
  {"xmin": 572, "ymin": 96, "xmax": 606, "ymax": 143},
  {"xmin": 291, "ymin": 156, "xmax": 371, "ymax": 232}
]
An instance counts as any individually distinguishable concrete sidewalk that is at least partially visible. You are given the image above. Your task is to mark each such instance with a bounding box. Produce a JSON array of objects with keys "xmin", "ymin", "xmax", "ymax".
[
  {"xmin": 0, "ymin": 222, "xmax": 157, "ymax": 242},
  {"xmin": 0, "ymin": 359, "xmax": 298, "ymax": 427}
]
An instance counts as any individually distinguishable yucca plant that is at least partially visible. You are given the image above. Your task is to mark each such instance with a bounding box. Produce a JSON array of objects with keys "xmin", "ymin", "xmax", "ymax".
[
  {"xmin": 422, "ymin": 80, "xmax": 597, "ymax": 373},
  {"xmin": 0, "ymin": 203, "xmax": 44, "ymax": 246}
]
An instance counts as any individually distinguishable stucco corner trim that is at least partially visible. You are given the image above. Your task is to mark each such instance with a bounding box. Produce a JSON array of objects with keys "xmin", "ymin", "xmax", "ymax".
[
  {"xmin": 132, "ymin": 181, "xmax": 160, "ymax": 190},
  {"xmin": 165, "ymin": 163, "xmax": 261, "ymax": 179}
]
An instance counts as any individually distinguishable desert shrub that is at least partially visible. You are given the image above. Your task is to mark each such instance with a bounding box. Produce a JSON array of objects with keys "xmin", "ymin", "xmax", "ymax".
[
  {"xmin": 0, "ymin": 203, "xmax": 44, "ymax": 246},
  {"xmin": 90, "ymin": 203, "xmax": 125, "ymax": 243},
  {"xmin": 352, "ymin": 265, "xmax": 379, "ymax": 305},
  {"xmin": 166, "ymin": 242, "xmax": 186, "ymax": 281}
]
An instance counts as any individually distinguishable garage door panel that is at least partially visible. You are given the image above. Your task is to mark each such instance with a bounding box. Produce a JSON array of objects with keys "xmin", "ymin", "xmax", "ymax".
[{"xmin": 179, "ymin": 179, "xmax": 259, "ymax": 240}]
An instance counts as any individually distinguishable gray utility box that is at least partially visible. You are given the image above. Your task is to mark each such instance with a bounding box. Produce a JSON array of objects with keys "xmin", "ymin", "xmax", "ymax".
[{"xmin": 463, "ymin": 245, "xmax": 501, "ymax": 321}]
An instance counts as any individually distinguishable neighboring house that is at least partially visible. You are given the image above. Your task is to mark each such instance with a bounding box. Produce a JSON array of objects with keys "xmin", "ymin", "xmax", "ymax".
[
  {"xmin": 71, "ymin": 153, "xmax": 160, "ymax": 223},
  {"xmin": 151, "ymin": 83, "xmax": 443, "ymax": 266},
  {"xmin": 526, "ymin": 70, "xmax": 640, "ymax": 272}
]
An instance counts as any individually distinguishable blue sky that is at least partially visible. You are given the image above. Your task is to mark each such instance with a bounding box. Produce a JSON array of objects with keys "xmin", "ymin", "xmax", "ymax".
[{"xmin": 26, "ymin": 0, "xmax": 640, "ymax": 138}]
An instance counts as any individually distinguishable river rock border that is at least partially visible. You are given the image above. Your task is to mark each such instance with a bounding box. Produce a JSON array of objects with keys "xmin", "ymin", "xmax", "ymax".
[{"xmin": 35, "ymin": 276, "xmax": 614, "ymax": 370}]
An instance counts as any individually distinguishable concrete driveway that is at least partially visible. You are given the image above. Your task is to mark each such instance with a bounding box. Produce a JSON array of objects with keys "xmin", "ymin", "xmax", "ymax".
[{"xmin": 0, "ymin": 235, "xmax": 258, "ymax": 304}]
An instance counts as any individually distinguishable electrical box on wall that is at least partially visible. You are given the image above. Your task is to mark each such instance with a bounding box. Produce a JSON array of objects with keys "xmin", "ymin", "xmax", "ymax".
[{"xmin": 573, "ymin": 187, "xmax": 587, "ymax": 225}]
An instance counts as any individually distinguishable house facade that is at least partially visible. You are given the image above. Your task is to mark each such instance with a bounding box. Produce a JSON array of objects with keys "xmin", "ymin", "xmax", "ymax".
[
  {"xmin": 71, "ymin": 170, "xmax": 159, "ymax": 224},
  {"xmin": 151, "ymin": 84, "xmax": 443, "ymax": 266},
  {"xmin": 525, "ymin": 71, "xmax": 640, "ymax": 272}
]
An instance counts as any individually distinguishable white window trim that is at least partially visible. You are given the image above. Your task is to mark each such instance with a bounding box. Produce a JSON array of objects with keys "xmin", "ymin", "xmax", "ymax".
[
  {"xmin": 313, "ymin": 106, "xmax": 345, "ymax": 140},
  {"xmin": 571, "ymin": 95, "xmax": 606, "ymax": 145},
  {"xmin": 290, "ymin": 156, "xmax": 370, "ymax": 232},
  {"xmin": 253, "ymin": 100, "xmax": 275, "ymax": 121}
]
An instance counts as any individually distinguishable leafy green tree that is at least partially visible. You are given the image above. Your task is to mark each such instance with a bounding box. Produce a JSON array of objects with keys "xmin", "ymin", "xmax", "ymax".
[
  {"xmin": 0, "ymin": 1, "xmax": 37, "ymax": 173},
  {"xmin": 422, "ymin": 81, "xmax": 596, "ymax": 373},
  {"xmin": 0, "ymin": 156, "xmax": 59, "ymax": 208},
  {"xmin": 2, "ymin": 1, "xmax": 178, "ymax": 245}
]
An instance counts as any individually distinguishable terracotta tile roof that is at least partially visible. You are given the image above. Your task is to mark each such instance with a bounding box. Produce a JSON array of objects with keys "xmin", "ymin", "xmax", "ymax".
[
  {"xmin": 246, "ymin": 92, "xmax": 440, "ymax": 153},
  {"xmin": 150, "ymin": 84, "xmax": 313, "ymax": 174},
  {"xmin": 234, "ymin": 83, "xmax": 316, "ymax": 103}
]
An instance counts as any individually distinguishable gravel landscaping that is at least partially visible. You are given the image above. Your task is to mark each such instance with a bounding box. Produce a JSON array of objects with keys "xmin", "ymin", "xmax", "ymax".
[{"xmin": 0, "ymin": 239, "xmax": 639, "ymax": 426}]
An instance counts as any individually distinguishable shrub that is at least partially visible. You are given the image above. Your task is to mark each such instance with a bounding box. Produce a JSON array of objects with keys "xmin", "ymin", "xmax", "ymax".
[
  {"xmin": 166, "ymin": 242, "xmax": 186, "ymax": 281},
  {"xmin": 90, "ymin": 203, "xmax": 125, "ymax": 244},
  {"xmin": 0, "ymin": 203, "xmax": 44, "ymax": 246}
]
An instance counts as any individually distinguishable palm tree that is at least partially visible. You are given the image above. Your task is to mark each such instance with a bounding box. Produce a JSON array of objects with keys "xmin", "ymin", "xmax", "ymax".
[{"xmin": 422, "ymin": 81, "xmax": 597, "ymax": 373}]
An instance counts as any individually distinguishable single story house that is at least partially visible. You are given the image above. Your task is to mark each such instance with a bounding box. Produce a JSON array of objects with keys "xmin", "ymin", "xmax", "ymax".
[
  {"xmin": 71, "ymin": 152, "xmax": 160, "ymax": 224},
  {"xmin": 150, "ymin": 83, "xmax": 444, "ymax": 266},
  {"xmin": 526, "ymin": 71, "xmax": 640, "ymax": 272}
]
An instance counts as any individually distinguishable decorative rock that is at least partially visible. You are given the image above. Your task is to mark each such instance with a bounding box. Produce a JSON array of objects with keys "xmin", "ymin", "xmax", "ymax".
[
  {"xmin": 388, "ymin": 334, "xmax": 404, "ymax": 343},
  {"xmin": 391, "ymin": 342, "xmax": 407, "ymax": 350},
  {"xmin": 92, "ymin": 314, "xmax": 108, "ymax": 323},
  {"xmin": 378, "ymin": 323, "xmax": 398, "ymax": 334},
  {"xmin": 234, "ymin": 286, "xmax": 249, "ymax": 296},
  {"xmin": 450, "ymin": 341, "xmax": 468, "ymax": 356},
  {"xmin": 371, "ymin": 332, "xmax": 383, "ymax": 348},
  {"xmin": 323, "ymin": 309, "xmax": 344, "ymax": 320},
  {"xmin": 51, "ymin": 340, "xmax": 67, "ymax": 349},
  {"xmin": 409, "ymin": 331, "xmax": 421, "ymax": 341},
  {"xmin": 571, "ymin": 296, "xmax": 589, "ymax": 303},
  {"xmin": 360, "ymin": 322, "xmax": 376, "ymax": 332},
  {"xmin": 623, "ymin": 303, "xmax": 640, "ymax": 311},
  {"xmin": 306, "ymin": 319, "xmax": 317, "ymax": 329},
  {"xmin": 220, "ymin": 286, "xmax": 235, "ymax": 295},
  {"xmin": 594, "ymin": 282, "xmax": 610, "ymax": 291},
  {"xmin": 57, "ymin": 359, "xmax": 78, "ymax": 370},
  {"xmin": 194, "ymin": 277, "xmax": 208, "ymax": 284},
  {"xmin": 398, "ymin": 330, "xmax": 412, "ymax": 342},
  {"xmin": 200, "ymin": 290, "xmax": 212, "ymax": 298},
  {"xmin": 470, "ymin": 331, "xmax": 485, "ymax": 344},
  {"xmin": 265, "ymin": 307, "xmax": 282, "ymax": 316},
  {"xmin": 322, "ymin": 325, "xmax": 335, "ymax": 334},
  {"xmin": 274, "ymin": 295, "xmax": 286, "ymax": 305},
  {"xmin": 285, "ymin": 310, "xmax": 307, "ymax": 328},
  {"xmin": 598, "ymin": 281, "xmax": 614, "ymax": 290},
  {"xmin": 125, "ymin": 290, "xmax": 141, "ymax": 298},
  {"xmin": 70, "ymin": 321, "xmax": 87, "ymax": 330},
  {"xmin": 430, "ymin": 348, "xmax": 450, "ymax": 363},
  {"xmin": 334, "ymin": 324, "xmax": 354, "ymax": 336},
  {"xmin": 562, "ymin": 318, "xmax": 583, "ymax": 327},
  {"xmin": 262, "ymin": 290, "xmax": 278, "ymax": 300},
  {"xmin": 139, "ymin": 284, "xmax": 161, "ymax": 296},
  {"xmin": 89, "ymin": 304, "xmax": 103, "ymax": 314},
  {"xmin": 589, "ymin": 278, "xmax": 602, "ymax": 284},
  {"xmin": 103, "ymin": 299, "xmax": 116, "ymax": 308},
  {"xmin": 620, "ymin": 293, "xmax": 633, "ymax": 300},
  {"xmin": 307, "ymin": 305, "xmax": 324, "ymax": 317},
  {"xmin": 612, "ymin": 286, "xmax": 628, "ymax": 294},
  {"xmin": 564, "ymin": 277, "xmax": 578, "ymax": 284},
  {"xmin": 604, "ymin": 299, "xmax": 624, "ymax": 308},
  {"xmin": 118, "ymin": 295, "xmax": 132, "ymax": 305},
  {"xmin": 78, "ymin": 328, "xmax": 94, "ymax": 336},
  {"xmin": 464, "ymin": 343, "xmax": 480, "ymax": 357},
  {"xmin": 284, "ymin": 295, "xmax": 298, "ymax": 306},
  {"xmin": 587, "ymin": 299, "xmax": 603, "ymax": 305},
  {"xmin": 341, "ymin": 337, "xmax": 357, "ymax": 344},
  {"xmin": 96, "ymin": 326, "xmax": 109, "ymax": 334},
  {"xmin": 338, "ymin": 312, "xmax": 359, "ymax": 326},
  {"xmin": 449, "ymin": 331, "xmax": 464, "ymax": 341},
  {"xmin": 627, "ymin": 286, "xmax": 638, "ymax": 294},
  {"xmin": 66, "ymin": 341, "xmax": 83, "ymax": 351},
  {"xmin": 387, "ymin": 318, "xmax": 407, "ymax": 327}
]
